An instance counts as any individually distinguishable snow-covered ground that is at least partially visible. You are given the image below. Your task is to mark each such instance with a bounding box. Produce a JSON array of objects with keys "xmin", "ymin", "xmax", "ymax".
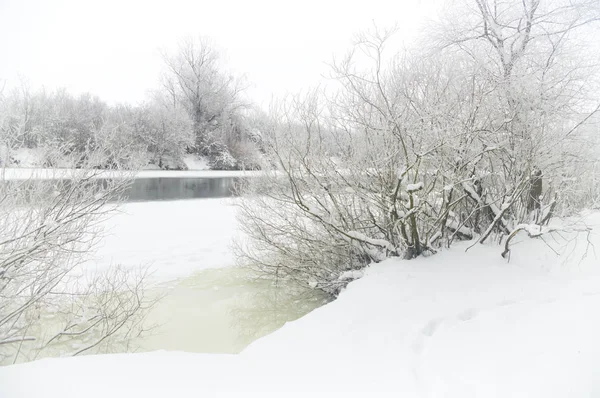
[
  {"xmin": 182, "ymin": 154, "xmax": 210, "ymax": 170},
  {"xmin": 2, "ymin": 211, "xmax": 599, "ymax": 397}
]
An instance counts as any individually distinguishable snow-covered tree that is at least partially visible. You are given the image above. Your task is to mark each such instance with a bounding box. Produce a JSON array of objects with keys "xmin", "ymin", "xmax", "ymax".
[
  {"xmin": 129, "ymin": 93, "xmax": 194, "ymax": 170},
  {"xmin": 236, "ymin": 0, "xmax": 600, "ymax": 295},
  {"xmin": 161, "ymin": 37, "xmax": 246, "ymax": 156}
]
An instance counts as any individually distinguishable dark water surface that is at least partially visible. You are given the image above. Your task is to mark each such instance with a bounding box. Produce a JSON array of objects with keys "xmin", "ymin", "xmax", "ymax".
[
  {"xmin": 124, "ymin": 177, "xmax": 239, "ymax": 202},
  {"xmin": 10, "ymin": 177, "xmax": 241, "ymax": 203}
]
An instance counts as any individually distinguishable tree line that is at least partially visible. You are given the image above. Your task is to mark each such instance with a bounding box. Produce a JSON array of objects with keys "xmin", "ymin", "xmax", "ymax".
[{"xmin": 0, "ymin": 38, "xmax": 265, "ymax": 171}]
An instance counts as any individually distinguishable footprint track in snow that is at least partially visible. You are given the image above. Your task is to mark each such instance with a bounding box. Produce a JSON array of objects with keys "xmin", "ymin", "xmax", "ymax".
[
  {"xmin": 456, "ymin": 308, "xmax": 478, "ymax": 321},
  {"xmin": 411, "ymin": 295, "xmax": 587, "ymax": 395},
  {"xmin": 421, "ymin": 318, "xmax": 442, "ymax": 337}
]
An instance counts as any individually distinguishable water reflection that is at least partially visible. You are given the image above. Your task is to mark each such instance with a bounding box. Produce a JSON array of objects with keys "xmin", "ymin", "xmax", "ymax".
[
  {"xmin": 125, "ymin": 177, "xmax": 239, "ymax": 202},
  {"xmin": 6, "ymin": 177, "xmax": 240, "ymax": 204}
]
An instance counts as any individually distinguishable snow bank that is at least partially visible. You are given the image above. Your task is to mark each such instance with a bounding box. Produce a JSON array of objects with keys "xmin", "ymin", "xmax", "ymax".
[
  {"xmin": 2, "ymin": 213, "xmax": 600, "ymax": 397},
  {"xmin": 8, "ymin": 147, "xmax": 47, "ymax": 167},
  {"xmin": 183, "ymin": 154, "xmax": 210, "ymax": 170}
]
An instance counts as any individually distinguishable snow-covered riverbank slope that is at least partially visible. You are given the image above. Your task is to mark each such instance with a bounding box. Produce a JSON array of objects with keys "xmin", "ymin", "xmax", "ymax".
[{"xmin": 1, "ymin": 212, "xmax": 599, "ymax": 398}]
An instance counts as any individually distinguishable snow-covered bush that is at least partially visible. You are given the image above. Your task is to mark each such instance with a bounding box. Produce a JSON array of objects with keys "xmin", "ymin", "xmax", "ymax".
[
  {"xmin": 130, "ymin": 95, "xmax": 194, "ymax": 170},
  {"xmin": 207, "ymin": 141, "xmax": 238, "ymax": 170},
  {"xmin": 236, "ymin": 0, "xmax": 600, "ymax": 296},
  {"xmin": 198, "ymin": 112, "xmax": 264, "ymax": 170},
  {"xmin": 226, "ymin": 137, "xmax": 264, "ymax": 170}
]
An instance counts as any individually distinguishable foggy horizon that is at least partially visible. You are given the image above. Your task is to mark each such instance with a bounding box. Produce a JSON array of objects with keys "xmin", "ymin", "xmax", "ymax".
[{"xmin": 0, "ymin": 0, "xmax": 441, "ymax": 108}]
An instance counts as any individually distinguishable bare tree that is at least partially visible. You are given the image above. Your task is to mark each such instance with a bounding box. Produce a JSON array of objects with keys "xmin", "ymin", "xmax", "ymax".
[
  {"xmin": 138, "ymin": 92, "xmax": 194, "ymax": 169},
  {"xmin": 0, "ymin": 118, "xmax": 155, "ymax": 363}
]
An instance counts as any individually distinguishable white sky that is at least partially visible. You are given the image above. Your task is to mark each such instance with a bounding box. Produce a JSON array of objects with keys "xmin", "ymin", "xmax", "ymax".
[{"xmin": 0, "ymin": 0, "xmax": 441, "ymax": 108}]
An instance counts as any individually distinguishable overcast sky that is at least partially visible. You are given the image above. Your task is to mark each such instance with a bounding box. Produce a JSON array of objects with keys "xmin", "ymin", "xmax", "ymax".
[{"xmin": 0, "ymin": 0, "xmax": 442, "ymax": 108}]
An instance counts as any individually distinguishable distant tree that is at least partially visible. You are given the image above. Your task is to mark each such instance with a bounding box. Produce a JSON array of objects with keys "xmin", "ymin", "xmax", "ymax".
[
  {"xmin": 133, "ymin": 93, "xmax": 194, "ymax": 169},
  {"xmin": 90, "ymin": 104, "xmax": 146, "ymax": 169},
  {"xmin": 41, "ymin": 91, "xmax": 107, "ymax": 157},
  {"xmin": 1, "ymin": 37, "xmax": 260, "ymax": 171},
  {"xmin": 161, "ymin": 37, "xmax": 246, "ymax": 155},
  {"xmin": 0, "ymin": 86, "xmax": 110, "ymax": 167},
  {"xmin": 0, "ymin": 79, "xmax": 42, "ymax": 149}
]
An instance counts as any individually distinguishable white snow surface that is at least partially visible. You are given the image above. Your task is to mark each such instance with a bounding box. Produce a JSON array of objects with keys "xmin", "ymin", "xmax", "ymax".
[
  {"xmin": 407, "ymin": 181, "xmax": 424, "ymax": 192},
  {"xmin": 86, "ymin": 199, "xmax": 240, "ymax": 281},
  {"xmin": 514, "ymin": 223, "xmax": 543, "ymax": 236},
  {"xmin": 346, "ymin": 230, "xmax": 393, "ymax": 250},
  {"xmin": 2, "ymin": 212, "xmax": 600, "ymax": 397},
  {"xmin": 182, "ymin": 154, "xmax": 210, "ymax": 170},
  {"xmin": 5, "ymin": 148, "xmax": 46, "ymax": 167},
  {"xmin": 338, "ymin": 269, "xmax": 364, "ymax": 281}
]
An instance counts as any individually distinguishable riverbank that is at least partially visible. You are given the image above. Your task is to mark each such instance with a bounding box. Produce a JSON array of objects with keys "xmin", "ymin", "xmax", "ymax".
[
  {"xmin": 1, "ymin": 167, "xmax": 261, "ymax": 180},
  {"xmin": 2, "ymin": 211, "xmax": 599, "ymax": 397}
]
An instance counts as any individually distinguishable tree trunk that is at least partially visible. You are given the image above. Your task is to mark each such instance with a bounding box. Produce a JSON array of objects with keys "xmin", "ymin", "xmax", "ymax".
[{"xmin": 527, "ymin": 169, "xmax": 543, "ymax": 213}]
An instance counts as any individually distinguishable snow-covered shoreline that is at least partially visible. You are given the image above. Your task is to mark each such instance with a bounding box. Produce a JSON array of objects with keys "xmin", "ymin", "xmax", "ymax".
[{"xmin": 2, "ymin": 212, "xmax": 599, "ymax": 397}]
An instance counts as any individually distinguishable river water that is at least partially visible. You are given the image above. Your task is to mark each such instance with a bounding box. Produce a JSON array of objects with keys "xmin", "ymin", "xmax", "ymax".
[
  {"xmin": 124, "ymin": 177, "xmax": 239, "ymax": 202},
  {"xmin": 140, "ymin": 268, "xmax": 326, "ymax": 354}
]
